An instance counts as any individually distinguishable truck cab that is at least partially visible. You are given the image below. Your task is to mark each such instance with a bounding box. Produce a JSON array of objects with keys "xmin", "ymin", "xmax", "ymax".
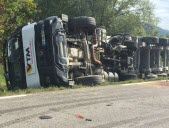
[{"xmin": 3, "ymin": 16, "xmax": 69, "ymax": 89}]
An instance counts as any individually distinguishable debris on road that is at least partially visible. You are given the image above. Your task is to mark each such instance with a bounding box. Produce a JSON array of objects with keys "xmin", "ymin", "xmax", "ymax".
[
  {"xmin": 75, "ymin": 114, "xmax": 84, "ymax": 119},
  {"xmin": 39, "ymin": 115, "xmax": 53, "ymax": 120},
  {"xmin": 85, "ymin": 119, "xmax": 92, "ymax": 121}
]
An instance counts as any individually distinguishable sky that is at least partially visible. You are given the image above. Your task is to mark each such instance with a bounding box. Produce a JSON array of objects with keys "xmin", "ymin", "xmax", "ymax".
[{"xmin": 150, "ymin": 0, "xmax": 169, "ymax": 30}]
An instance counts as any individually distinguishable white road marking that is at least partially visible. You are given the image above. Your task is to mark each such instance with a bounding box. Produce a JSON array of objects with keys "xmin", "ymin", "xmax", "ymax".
[{"xmin": 0, "ymin": 94, "xmax": 27, "ymax": 100}]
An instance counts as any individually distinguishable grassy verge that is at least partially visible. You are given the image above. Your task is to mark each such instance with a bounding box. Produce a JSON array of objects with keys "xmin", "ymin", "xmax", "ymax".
[
  {"xmin": 0, "ymin": 64, "xmax": 6, "ymax": 94},
  {"xmin": 0, "ymin": 64, "xmax": 168, "ymax": 96}
]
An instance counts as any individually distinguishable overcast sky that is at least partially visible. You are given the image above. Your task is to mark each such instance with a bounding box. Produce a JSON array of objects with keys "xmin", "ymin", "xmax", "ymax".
[{"xmin": 150, "ymin": 0, "xmax": 169, "ymax": 30}]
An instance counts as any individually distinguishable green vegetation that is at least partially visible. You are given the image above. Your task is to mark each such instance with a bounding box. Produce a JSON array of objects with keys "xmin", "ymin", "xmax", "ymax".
[
  {"xmin": 0, "ymin": 0, "xmax": 39, "ymax": 39},
  {"xmin": 35, "ymin": 0, "xmax": 158, "ymax": 36},
  {"xmin": 0, "ymin": 0, "xmax": 161, "ymax": 40},
  {"xmin": 0, "ymin": 64, "xmax": 5, "ymax": 89}
]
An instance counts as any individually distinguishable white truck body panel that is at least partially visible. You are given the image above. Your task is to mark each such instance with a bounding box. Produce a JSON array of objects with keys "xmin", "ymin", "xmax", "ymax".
[{"xmin": 22, "ymin": 23, "xmax": 41, "ymax": 88}]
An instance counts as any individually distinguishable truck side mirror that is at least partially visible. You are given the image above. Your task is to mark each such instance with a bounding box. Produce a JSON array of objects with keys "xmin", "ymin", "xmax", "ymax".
[{"xmin": 60, "ymin": 14, "xmax": 68, "ymax": 22}]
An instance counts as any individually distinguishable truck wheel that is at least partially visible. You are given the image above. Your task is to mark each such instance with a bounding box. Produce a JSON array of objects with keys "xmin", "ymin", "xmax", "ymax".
[
  {"xmin": 124, "ymin": 41, "xmax": 138, "ymax": 51},
  {"xmin": 108, "ymin": 72, "xmax": 114, "ymax": 82},
  {"xmin": 114, "ymin": 72, "xmax": 119, "ymax": 82},
  {"xmin": 157, "ymin": 73, "xmax": 167, "ymax": 77},
  {"xmin": 104, "ymin": 71, "xmax": 108, "ymax": 81},
  {"xmin": 75, "ymin": 75, "xmax": 103, "ymax": 85},
  {"xmin": 142, "ymin": 37, "xmax": 159, "ymax": 45},
  {"xmin": 119, "ymin": 73, "xmax": 137, "ymax": 81},
  {"xmin": 159, "ymin": 38, "xmax": 168, "ymax": 46},
  {"xmin": 146, "ymin": 73, "xmax": 158, "ymax": 79},
  {"xmin": 68, "ymin": 17, "xmax": 96, "ymax": 34}
]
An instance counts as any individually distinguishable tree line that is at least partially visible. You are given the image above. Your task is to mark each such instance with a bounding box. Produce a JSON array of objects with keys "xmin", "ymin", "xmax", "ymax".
[{"xmin": 0, "ymin": 0, "xmax": 161, "ymax": 41}]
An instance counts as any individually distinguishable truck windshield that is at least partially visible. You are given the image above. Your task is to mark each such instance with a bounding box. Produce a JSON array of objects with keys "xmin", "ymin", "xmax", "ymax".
[
  {"xmin": 8, "ymin": 38, "xmax": 20, "ymax": 62},
  {"xmin": 5, "ymin": 36, "xmax": 26, "ymax": 89}
]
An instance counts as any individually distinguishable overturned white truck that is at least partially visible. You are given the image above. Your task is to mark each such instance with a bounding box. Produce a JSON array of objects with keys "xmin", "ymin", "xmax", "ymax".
[{"xmin": 3, "ymin": 15, "xmax": 104, "ymax": 89}]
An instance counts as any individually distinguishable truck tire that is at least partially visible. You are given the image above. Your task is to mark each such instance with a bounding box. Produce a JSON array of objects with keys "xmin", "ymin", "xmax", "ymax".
[
  {"xmin": 142, "ymin": 37, "xmax": 159, "ymax": 45},
  {"xmin": 124, "ymin": 41, "xmax": 138, "ymax": 51},
  {"xmin": 108, "ymin": 72, "xmax": 114, "ymax": 82},
  {"xmin": 104, "ymin": 71, "xmax": 108, "ymax": 81},
  {"xmin": 157, "ymin": 73, "xmax": 167, "ymax": 77},
  {"xmin": 114, "ymin": 72, "xmax": 119, "ymax": 82},
  {"xmin": 75, "ymin": 75, "xmax": 103, "ymax": 85},
  {"xmin": 68, "ymin": 17, "xmax": 96, "ymax": 34},
  {"xmin": 159, "ymin": 38, "xmax": 168, "ymax": 46},
  {"xmin": 146, "ymin": 73, "xmax": 158, "ymax": 79},
  {"xmin": 119, "ymin": 73, "xmax": 137, "ymax": 81}
]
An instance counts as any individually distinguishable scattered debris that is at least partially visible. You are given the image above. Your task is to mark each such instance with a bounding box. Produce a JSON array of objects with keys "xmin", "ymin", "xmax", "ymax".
[
  {"xmin": 106, "ymin": 103, "xmax": 113, "ymax": 106},
  {"xmin": 75, "ymin": 114, "xmax": 84, "ymax": 119},
  {"xmin": 85, "ymin": 119, "xmax": 92, "ymax": 121},
  {"xmin": 75, "ymin": 114, "xmax": 92, "ymax": 121},
  {"xmin": 39, "ymin": 115, "xmax": 53, "ymax": 120}
]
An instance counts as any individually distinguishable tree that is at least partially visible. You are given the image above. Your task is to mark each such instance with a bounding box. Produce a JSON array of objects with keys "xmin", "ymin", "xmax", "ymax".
[
  {"xmin": 35, "ymin": 0, "xmax": 158, "ymax": 36},
  {"xmin": 0, "ymin": 1, "xmax": 5, "ymax": 37},
  {"xmin": 0, "ymin": 0, "xmax": 39, "ymax": 39},
  {"xmin": 35, "ymin": 0, "xmax": 73, "ymax": 18},
  {"xmin": 134, "ymin": 0, "xmax": 159, "ymax": 36}
]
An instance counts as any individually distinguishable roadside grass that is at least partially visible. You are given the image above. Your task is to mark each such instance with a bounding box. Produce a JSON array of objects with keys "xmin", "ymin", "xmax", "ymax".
[
  {"xmin": 0, "ymin": 64, "xmax": 6, "ymax": 93},
  {"xmin": 0, "ymin": 64, "xmax": 168, "ymax": 96}
]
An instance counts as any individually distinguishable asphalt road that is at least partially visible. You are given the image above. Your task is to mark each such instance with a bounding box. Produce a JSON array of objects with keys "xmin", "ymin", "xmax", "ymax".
[{"xmin": 0, "ymin": 80, "xmax": 169, "ymax": 128}]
